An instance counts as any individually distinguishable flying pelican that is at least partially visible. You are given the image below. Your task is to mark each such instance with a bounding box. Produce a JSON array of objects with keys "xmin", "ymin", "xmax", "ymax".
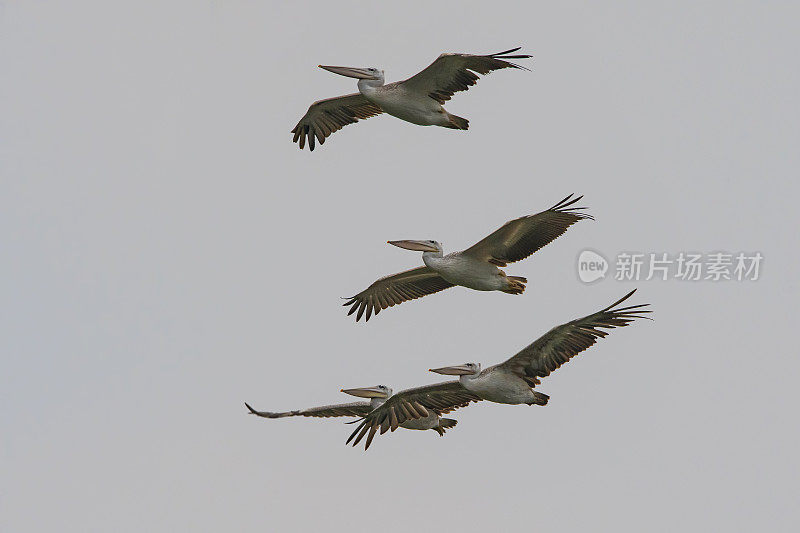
[
  {"xmin": 341, "ymin": 385, "xmax": 468, "ymax": 442},
  {"xmin": 343, "ymin": 194, "xmax": 592, "ymax": 322},
  {"xmin": 291, "ymin": 47, "xmax": 532, "ymax": 150},
  {"xmin": 346, "ymin": 382, "xmax": 482, "ymax": 450},
  {"xmin": 428, "ymin": 290, "xmax": 651, "ymax": 405},
  {"xmin": 349, "ymin": 291, "xmax": 649, "ymax": 448},
  {"xmin": 244, "ymin": 381, "xmax": 468, "ymax": 447}
]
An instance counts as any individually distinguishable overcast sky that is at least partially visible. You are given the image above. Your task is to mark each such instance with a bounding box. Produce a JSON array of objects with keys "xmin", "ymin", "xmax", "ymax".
[{"xmin": 2, "ymin": 2, "xmax": 799, "ymax": 532}]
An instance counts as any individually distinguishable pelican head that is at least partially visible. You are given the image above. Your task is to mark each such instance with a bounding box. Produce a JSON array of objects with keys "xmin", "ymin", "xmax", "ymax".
[
  {"xmin": 388, "ymin": 239, "xmax": 442, "ymax": 253},
  {"xmin": 319, "ymin": 65, "xmax": 384, "ymax": 82},
  {"xmin": 429, "ymin": 363, "xmax": 481, "ymax": 376},
  {"xmin": 340, "ymin": 385, "xmax": 392, "ymax": 399}
]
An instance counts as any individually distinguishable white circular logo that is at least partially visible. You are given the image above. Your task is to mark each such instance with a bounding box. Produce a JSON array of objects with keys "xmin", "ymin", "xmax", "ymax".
[{"xmin": 577, "ymin": 250, "xmax": 608, "ymax": 283}]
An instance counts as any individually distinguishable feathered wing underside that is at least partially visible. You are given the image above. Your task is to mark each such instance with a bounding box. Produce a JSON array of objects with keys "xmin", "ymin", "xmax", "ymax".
[
  {"xmin": 461, "ymin": 194, "xmax": 593, "ymax": 267},
  {"xmin": 244, "ymin": 401, "xmax": 372, "ymax": 419},
  {"xmin": 346, "ymin": 381, "xmax": 482, "ymax": 450},
  {"xmin": 399, "ymin": 47, "xmax": 532, "ymax": 105},
  {"xmin": 343, "ymin": 266, "xmax": 455, "ymax": 322},
  {"xmin": 497, "ymin": 290, "xmax": 651, "ymax": 387},
  {"xmin": 291, "ymin": 93, "xmax": 383, "ymax": 151}
]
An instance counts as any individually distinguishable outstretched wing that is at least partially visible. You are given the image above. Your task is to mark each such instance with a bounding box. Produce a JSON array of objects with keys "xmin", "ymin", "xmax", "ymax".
[
  {"xmin": 496, "ymin": 290, "xmax": 651, "ymax": 387},
  {"xmin": 245, "ymin": 401, "xmax": 372, "ymax": 419},
  {"xmin": 291, "ymin": 93, "xmax": 383, "ymax": 151},
  {"xmin": 346, "ymin": 381, "xmax": 482, "ymax": 450},
  {"xmin": 399, "ymin": 47, "xmax": 532, "ymax": 105},
  {"xmin": 343, "ymin": 266, "xmax": 455, "ymax": 322},
  {"xmin": 461, "ymin": 194, "xmax": 593, "ymax": 267}
]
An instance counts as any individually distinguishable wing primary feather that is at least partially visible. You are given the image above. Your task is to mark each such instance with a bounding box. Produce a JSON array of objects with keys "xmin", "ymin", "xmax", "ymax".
[
  {"xmin": 352, "ymin": 421, "xmax": 372, "ymax": 446},
  {"xmin": 346, "ymin": 421, "xmax": 365, "ymax": 445},
  {"xmin": 364, "ymin": 426, "xmax": 378, "ymax": 450}
]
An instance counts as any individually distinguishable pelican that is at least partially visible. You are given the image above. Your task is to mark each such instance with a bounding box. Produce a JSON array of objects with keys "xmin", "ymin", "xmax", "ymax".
[
  {"xmin": 346, "ymin": 382, "xmax": 482, "ymax": 450},
  {"xmin": 291, "ymin": 47, "xmax": 532, "ymax": 150},
  {"xmin": 245, "ymin": 385, "xmax": 464, "ymax": 441},
  {"xmin": 344, "ymin": 194, "xmax": 592, "ymax": 322},
  {"xmin": 428, "ymin": 290, "xmax": 651, "ymax": 405},
  {"xmin": 341, "ymin": 385, "xmax": 467, "ymax": 442}
]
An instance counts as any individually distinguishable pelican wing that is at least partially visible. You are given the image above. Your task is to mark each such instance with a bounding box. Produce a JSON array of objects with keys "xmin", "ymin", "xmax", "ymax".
[
  {"xmin": 291, "ymin": 93, "xmax": 383, "ymax": 151},
  {"xmin": 496, "ymin": 290, "xmax": 651, "ymax": 387},
  {"xmin": 461, "ymin": 194, "xmax": 593, "ymax": 267},
  {"xmin": 399, "ymin": 47, "xmax": 531, "ymax": 105},
  {"xmin": 343, "ymin": 266, "xmax": 455, "ymax": 322},
  {"xmin": 245, "ymin": 401, "xmax": 372, "ymax": 419},
  {"xmin": 346, "ymin": 381, "xmax": 482, "ymax": 450}
]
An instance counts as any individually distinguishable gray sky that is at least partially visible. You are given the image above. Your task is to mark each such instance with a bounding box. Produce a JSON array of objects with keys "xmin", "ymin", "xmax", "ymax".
[{"xmin": 2, "ymin": 1, "xmax": 798, "ymax": 532}]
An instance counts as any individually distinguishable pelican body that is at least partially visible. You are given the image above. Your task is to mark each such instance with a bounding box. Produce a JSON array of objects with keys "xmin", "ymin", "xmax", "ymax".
[
  {"xmin": 429, "ymin": 290, "xmax": 651, "ymax": 405},
  {"xmin": 245, "ymin": 385, "xmax": 458, "ymax": 444},
  {"xmin": 352, "ymin": 74, "xmax": 451, "ymax": 128},
  {"xmin": 292, "ymin": 48, "xmax": 532, "ymax": 150},
  {"xmin": 345, "ymin": 381, "xmax": 482, "ymax": 450},
  {"xmin": 432, "ymin": 364, "xmax": 550, "ymax": 405},
  {"xmin": 344, "ymin": 194, "xmax": 592, "ymax": 321},
  {"xmin": 418, "ymin": 244, "xmax": 522, "ymax": 292}
]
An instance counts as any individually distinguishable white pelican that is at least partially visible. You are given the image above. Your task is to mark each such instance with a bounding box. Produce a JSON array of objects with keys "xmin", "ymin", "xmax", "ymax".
[
  {"xmin": 344, "ymin": 194, "xmax": 592, "ymax": 322},
  {"xmin": 428, "ymin": 290, "xmax": 651, "ymax": 405},
  {"xmin": 245, "ymin": 385, "xmax": 464, "ymax": 443},
  {"xmin": 291, "ymin": 47, "xmax": 532, "ymax": 150},
  {"xmin": 346, "ymin": 382, "xmax": 482, "ymax": 450},
  {"xmin": 341, "ymin": 386, "xmax": 467, "ymax": 443}
]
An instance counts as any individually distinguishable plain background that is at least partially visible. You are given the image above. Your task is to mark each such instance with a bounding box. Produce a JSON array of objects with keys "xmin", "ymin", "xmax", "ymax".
[{"xmin": 2, "ymin": 2, "xmax": 798, "ymax": 531}]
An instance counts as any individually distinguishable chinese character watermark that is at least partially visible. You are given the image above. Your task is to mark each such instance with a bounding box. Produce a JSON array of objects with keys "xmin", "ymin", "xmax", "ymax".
[{"xmin": 578, "ymin": 250, "xmax": 762, "ymax": 283}]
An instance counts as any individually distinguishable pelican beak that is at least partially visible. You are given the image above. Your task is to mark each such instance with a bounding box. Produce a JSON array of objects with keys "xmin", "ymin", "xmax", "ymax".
[
  {"xmin": 318, "ymin": 65, "xmax": 379, "ymax": 80},
  {"xmin": 387, "ymin": 240, "xmax": 439, "ymax": 252},
  {"xmin": 340, "ymin": 386, "xmax": 388, "ymax": 399},
  {"xmin": 429, "ymin": 364, "xmax": 474, "ymax": 376}
]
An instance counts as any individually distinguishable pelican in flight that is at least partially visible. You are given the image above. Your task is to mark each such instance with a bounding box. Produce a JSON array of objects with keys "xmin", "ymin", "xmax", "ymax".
[
  {"xmin": 344, "ymin": 194, "xmax": 592, "ymax": 322},
  {"xmin": 346, "ymin": 382, "xmax": 482, "ymax": 450},
  {"xmin": 245, "ymin": 385, "xmax": 463, "ymax": 441},
  {"xmin": 428, "ymin": 290, "xmax": 651, "ymax": 405},
  {"xmin": 341, "ymin": 386, "xmax": 466, "ymax": 442},
  {"xmin": 291, "ymin": 47, "xmax": 532, "ymax": 150},
  {"xmin": 348, "ymin": 291, "xmax": 650, "ymax": 449}
]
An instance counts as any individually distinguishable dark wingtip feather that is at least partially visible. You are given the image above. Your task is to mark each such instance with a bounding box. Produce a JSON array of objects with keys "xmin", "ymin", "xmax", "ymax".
[
  {"xmin": 488, "ymin": 48, "xmax": 532, "ymax": 71},
  {"xmin": 549, "ymin": 193, "xmax": 575, "ymax": 210},
  {"xmin": 599, "ymin": 290, "xmax": 653, "ymax": 321},
  {"xmin": 346, "ymin": 422, "xmax": 363, "ymax": 445},
  {"xmin": 491, "ymin": 47, "xmax": 532, "ymax": 59},
  {"xmin": 492, "ymin": 47, "xmax": 523, "ymax": 55},
  {"xmin": 603, "ymin": 289, "xmax": 638, "ymax": 311},
  {"xmin": 547, "ymin": 193, "xmax": 593, "ymax": 219},
  {"xmin": 507, "ymin": 62, "xmax": 531, "ymax": 72},
  {"xmin": 364, "ymin": 426, "xmax": 378, "ymax": 450}
]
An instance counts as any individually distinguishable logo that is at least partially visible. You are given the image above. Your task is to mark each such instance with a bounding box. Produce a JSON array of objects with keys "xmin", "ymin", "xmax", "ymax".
[{"xmin": 577, "ymin": 250, "xmax": 608, "ymax": 283}]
